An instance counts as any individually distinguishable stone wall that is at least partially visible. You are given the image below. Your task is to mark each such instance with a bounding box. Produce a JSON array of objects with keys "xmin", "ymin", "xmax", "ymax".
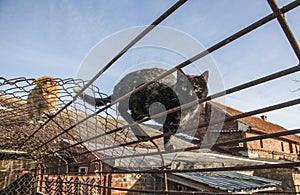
[{"xmin": 254, "ymin": 168, "xmax": 300, "ymax": 193}]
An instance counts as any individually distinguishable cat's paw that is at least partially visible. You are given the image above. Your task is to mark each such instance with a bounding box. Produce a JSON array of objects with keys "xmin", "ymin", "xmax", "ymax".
[
  {"xmin": 164, "ymin": 143, "xmax": 175, "ymax": 152},
  {"xmin": 136, "ymin": 135, "xmax": 150, "ymax": 141}
]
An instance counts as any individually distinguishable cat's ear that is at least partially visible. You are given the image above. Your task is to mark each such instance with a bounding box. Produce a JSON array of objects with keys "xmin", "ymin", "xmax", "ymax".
[
  {"xmin": 176, "ymin": 69, "xmax": 186, "ymax": 81},
  {"xmin": 33, "ymin": 78, "xmax": 41, "ymax": 84},
  {"xmin": 201, "ymin": 71, "xmax": 209, "ymax": 83},
  {"xmin": 34, "ymin": 76, "xmax": 55, "ymax": 84}
]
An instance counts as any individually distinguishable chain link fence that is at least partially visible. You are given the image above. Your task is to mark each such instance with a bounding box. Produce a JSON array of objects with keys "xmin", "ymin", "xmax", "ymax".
[{"xmin": 1, "ymin": 0, "xmax": 300, "ymax": 194}]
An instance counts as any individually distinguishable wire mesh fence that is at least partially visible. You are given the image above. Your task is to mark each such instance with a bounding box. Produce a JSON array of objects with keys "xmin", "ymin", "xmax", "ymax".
[
  {"xmin": 1, "ymin": 0, "xmax": 300, "ymax": 194},
  {"xmin": 0, "ymin": 173, "xmax": 35, "ymax": 195}
]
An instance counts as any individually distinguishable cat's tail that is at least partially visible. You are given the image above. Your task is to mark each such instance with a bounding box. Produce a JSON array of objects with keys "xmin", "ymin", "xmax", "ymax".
[{"xmin": 73, "ymin": 86, "xmax": 111, "ymax": 107}]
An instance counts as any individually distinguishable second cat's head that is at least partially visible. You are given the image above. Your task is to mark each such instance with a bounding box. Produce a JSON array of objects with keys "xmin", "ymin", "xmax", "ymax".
[
  {"xmin": 176, "ymin": 70, "xmax": 209, "ymax": 99},
  {"xmin": 34, "ymin": 76, "xmax": 59, "ymax": 95}
]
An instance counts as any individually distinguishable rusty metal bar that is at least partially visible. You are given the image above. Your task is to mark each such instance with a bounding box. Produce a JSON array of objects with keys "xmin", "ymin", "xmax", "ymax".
[
  {"xmin": 215, "ymin": 128, "xmax": 300, "ymax": 147},
  {"xmin": 77, "ymin": 97, "xmax": 300, "ymax": 155},
  {"xmin": 53, "ymin": 161, "xmax": 300, "ymax": 175},
  {"xmin": 89, "ymin": 128, "xmax": 300, "ymax": 162},
  {"xmin": 39, "ymin": 122, "xmax": 300, "ymax": 178},
  {"xmin": 35, "ymin": 63, "xmax": 300, "ymax": 160},
  {"xmin": 70, "ymin": 0, "xmax": 188, "ymax": 102},
  {"xmin": 3, "ymin": 2, "xmax": 300, "ymax": 194},
  {"xmin": 134, "ymin": 64, "xmax": 300, "ymax": 129},
  {"xmin": 27, "ymin": 1, "xmax": 300, "ymax": 159},
  {"xmin": 267, "ymin": 0, "xmax": 300, "ymax": 61},
  {"xmin": 17, "ymin": 0, "xmax": 187, "ymax": 149},
  {"xmin": 38, "ymin": 179, "xmax": 222, "ymax": 194},
  {"xmin": 104, "ymin": 161, "xmax": 300, "ymax": 174},
  {"xmin": 150, "ymin": 140, "xmax": 169, "ymax": 194},
  {"xmin": 37, "ymin": 95, "xmax": 300, "ymax": 164},
  {"xmin": 29, "ymin": 1, "xmax": 300, "ymax": 156}
]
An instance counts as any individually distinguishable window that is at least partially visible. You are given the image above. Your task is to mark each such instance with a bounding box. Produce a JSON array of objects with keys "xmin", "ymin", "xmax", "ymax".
[
  {"xmin": 281, "ymin": 142, "xmax": 284, "ymax": 152},
  {"xmin": 260, "ymin": 139, "xmax": 264, "ymax": 148},
  {"xmin": 78, "ymin": 167, "xmax": 88, "ymax": 175},
  {"xmin": 289, "ymin": 142, "xmax": 294, "ymax": 153}
]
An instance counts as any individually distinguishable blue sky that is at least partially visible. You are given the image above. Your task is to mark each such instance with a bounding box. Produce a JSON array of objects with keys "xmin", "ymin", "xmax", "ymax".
[{"xmin": 0, "ymin": 0, "xmax": 300, "ymax": 129}]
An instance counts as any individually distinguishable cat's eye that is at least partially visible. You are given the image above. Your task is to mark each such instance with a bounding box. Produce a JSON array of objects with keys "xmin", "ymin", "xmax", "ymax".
[{"xmin": 195, "ymin": 88, "xmax": 202, "ymax": 93}]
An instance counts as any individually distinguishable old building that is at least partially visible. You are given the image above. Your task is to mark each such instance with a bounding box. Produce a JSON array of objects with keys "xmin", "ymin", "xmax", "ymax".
[
  {"xmin": 196, "ymin": 101, "xmax": 300, "ymax": 162},
  {"xmin": 0, "ymin": 92, "xmax": 298, "ymax": 194},
  {"xmin": 36, "ymin": 140, "xmax": 285, "ymax": 194}
]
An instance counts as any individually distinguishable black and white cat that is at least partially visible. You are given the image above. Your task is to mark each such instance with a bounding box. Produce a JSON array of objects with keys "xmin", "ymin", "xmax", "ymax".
[{"xmin": 74, "ymin": 68, "xmax": 208, "ymax": 150}]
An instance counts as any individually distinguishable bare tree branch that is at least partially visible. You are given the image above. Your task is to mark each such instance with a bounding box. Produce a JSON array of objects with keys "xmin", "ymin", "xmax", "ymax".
[{"xmin": 291, "ymin": 78, "xmax": 300, "ymax": 92}]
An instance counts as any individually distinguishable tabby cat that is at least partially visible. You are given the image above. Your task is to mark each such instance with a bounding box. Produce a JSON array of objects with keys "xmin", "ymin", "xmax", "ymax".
[
  {"xmin": 74, "ymin": 68, "xmax": 208, "ymax": 150},
  {"xmin": 27, "ymin": 76, "xmax": 60, "ymax": 123}
]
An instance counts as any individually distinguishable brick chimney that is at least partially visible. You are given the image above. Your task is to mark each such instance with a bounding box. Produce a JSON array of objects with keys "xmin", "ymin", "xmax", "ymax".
[{"xmin": 260, "ymin": 115, "xmax": 267, "ymax": 121}]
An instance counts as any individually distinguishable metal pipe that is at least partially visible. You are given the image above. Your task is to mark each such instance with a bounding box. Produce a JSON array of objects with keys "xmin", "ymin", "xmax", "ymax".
[
  {"xmin": 38, "ymin": 97, "xmax": 300, "ymax": 166},
  {"xmin": 17, "ymin": 0, "xmax": 187, "ymax": 149},
  {"xmin": 267, "ymin": 0, "xmax": 300, "ymax": 61},
  {"xmin": 36, "ymin": 64, "xmax": 300, "ymax": 160},
  {"xmin": 29, "ymin": 0, "xmax": 300, "ymax": 156},
  {"xmin": 40, "ymin": 126, "xmax": 300, "ymax": 171}
]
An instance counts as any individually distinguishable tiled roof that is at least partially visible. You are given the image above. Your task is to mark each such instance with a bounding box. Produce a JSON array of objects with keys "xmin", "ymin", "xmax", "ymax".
[{"xmin": 210, "ymin": 101, "xmax": 300, "ymax": 144}]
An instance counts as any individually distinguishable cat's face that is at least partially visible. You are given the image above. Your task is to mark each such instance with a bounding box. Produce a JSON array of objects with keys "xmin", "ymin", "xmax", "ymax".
[
  {"xmin": 33, "ymin": 76, "xmax": 60, "ymax": 108},
  {"xmin": 176, "ymin": 71, "xmax": 209, "ymax": 99},
  {"xmin": 34, "ymin": 76, "xmax": 58, "ymax": 95}
]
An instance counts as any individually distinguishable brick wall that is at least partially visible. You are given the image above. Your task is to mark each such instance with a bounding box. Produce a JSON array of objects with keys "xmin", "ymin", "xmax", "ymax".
[
  {"xmin": 110, "ymin": 173, "xmax": 156, "ymax": 195},
  {"xmin": 199, "ymin": 102, "xmax": 300, "ymax": 161},
  {"xmin": 245, "ymin": 132, "xmax": 299, "ymax": 161},
  {"xmin": 196, "ymin": 102, "xmax": 242, "ymax": 147},
  {"xmin": 38, "ymin": 173, "xmax": 157, "ymax": 195}
]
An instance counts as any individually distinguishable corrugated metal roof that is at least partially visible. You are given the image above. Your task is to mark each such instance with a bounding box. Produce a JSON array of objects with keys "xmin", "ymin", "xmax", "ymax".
[{"xmin": 173, "ymin": 171, "xmax": 281, "ymax": 193}]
